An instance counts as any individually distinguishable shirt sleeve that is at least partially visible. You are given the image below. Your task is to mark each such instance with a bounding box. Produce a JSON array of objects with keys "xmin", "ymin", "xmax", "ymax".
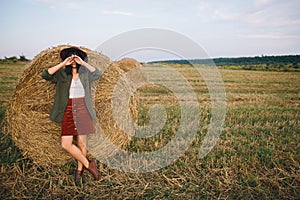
[
  {"xmin": 41, "ymin": 69, "xmax": 59, "ymax": 83},
  {"xmin": 89, "ymin": 68, "xmax": 102, "ymax": 82}
]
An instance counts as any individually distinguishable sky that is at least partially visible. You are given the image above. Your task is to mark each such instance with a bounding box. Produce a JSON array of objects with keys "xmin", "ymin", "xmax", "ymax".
[{"xmin": 0, "ymin": 0, "xmax": 300, "ymax": 61}]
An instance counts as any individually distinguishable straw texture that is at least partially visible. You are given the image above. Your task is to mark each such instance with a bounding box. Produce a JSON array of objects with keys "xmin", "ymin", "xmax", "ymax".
[{"xmin": 4, "ymin": 45, "xmax": 140, "ymax": 166}]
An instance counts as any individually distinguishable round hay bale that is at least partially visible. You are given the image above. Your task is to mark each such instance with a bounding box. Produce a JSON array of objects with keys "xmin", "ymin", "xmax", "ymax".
[
  {"xmin": 116, "ymin": 57, "xmax": 142, "ymax": 72},
  {"xmin": 87, "ymin": 58, "xmax": 142, "ymax": 161},
  {"xmin": 4, "ymin": 45, "xmax": 140, "ymax": 166}
]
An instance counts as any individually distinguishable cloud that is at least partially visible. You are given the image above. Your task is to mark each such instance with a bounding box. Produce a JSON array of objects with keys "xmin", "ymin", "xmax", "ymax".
[
  {"xmin": 254, "ymin": 0, "xmax": 277, "ymax": 7},
  {"xmin": 245, "ymin": 9, "xmax": 300, "ymax": 27},
  {"xmin": 33, "ymin": 0, "xmax": 56, "ymax": 3},
  {"xmin": 213, "ymin": 9, "xmax": 241, "ymax": 21},
  {"xmin": 213, "ymin": 0, "xmax": 300, "ymax": 27},
  {"xmin": 197, "ymin": 2, "xmax": 208, "ymax": 11},
  {"xmin": 31, "ymin": 0, "xmax": 81, "ymax": 10},
  {"xmin": 237, "ymin": 33, "xmax": 300, "ymax": 39},
  {"xmin": 102, "ymin": 10, "xmax": 134, "ymax": 16}
]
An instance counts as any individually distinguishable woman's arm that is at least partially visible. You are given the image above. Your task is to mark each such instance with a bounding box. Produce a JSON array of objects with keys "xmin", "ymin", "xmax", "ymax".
[
  {"xmin": 73, "ymin": 55, "xmax": 102, "ymax": 81},
  {"xmin": 48, "ymin": 56, "xmax": 73, "ymax": 75},
  {"xmin": 73, "ymin": 55, "xmax": 96, "ymax": 72}
]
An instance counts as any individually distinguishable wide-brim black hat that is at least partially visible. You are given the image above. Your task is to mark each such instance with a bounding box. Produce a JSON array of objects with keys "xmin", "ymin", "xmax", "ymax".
[{"xmin": 60, "ymin": 46, "xmax": 87, "ymax": 61}]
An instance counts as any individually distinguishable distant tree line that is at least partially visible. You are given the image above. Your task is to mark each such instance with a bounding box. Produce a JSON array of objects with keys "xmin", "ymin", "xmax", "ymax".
[
  {"xmin": 151, "ymin": 55, "xmax": 300, "ymax": 66},
  {"xmin": 150, "ymin": 55, "xmax": 300, "ymax": 71},
  {"xmin": 0, "ymin": 55, "xmax": 29, "ymax": 63}
]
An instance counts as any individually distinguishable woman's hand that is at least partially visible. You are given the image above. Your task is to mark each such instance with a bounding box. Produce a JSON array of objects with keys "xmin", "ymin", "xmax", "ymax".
[
  {"xmin": 63, "ymin": 56, "xmax": 74, "ymax": 66},
  {"xmin": 73, "ymin": 55, "xmax": 85, "ymax": 65}
]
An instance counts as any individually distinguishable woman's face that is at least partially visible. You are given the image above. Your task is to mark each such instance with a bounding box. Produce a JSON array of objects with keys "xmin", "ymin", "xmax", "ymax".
[{"xmin": 71, "ymin": 60, "xmax": 76, "ymax": 67}]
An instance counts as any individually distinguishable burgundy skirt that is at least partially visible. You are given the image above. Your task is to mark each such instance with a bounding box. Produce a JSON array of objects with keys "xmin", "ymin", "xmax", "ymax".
[{"xmin": 61, "ymin": 98, "xmax": 95, "ymax": 136}]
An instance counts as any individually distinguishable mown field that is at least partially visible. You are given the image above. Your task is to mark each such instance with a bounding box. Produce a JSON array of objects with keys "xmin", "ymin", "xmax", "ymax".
[{"xmin": 0, "ymin": 61, "xmax": 299, "ymax": 199}]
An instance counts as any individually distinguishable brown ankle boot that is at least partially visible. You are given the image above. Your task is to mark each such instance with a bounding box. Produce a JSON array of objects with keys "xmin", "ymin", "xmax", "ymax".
[
  {"xmin": 75, "ymin": 169, "xmax": 84, "ymax": 181},
  {"xmin": 87, "ymin": 160, "xmax": 99, "ymax": 180}
]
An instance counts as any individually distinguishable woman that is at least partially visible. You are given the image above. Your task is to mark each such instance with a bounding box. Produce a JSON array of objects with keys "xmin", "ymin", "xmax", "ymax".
[{"xmin": 41, "ymin": 46, "xmax": 101, "ymax": 181}]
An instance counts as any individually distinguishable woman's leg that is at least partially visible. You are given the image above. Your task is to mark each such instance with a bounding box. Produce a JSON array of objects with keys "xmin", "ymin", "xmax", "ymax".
[
  {"xmin": 61, "ymin": 136, "xmax": 89, "ymax": 168},
  {"xmin": 76, "ymin": 135, "xmax": 87, "ymax": 171}
]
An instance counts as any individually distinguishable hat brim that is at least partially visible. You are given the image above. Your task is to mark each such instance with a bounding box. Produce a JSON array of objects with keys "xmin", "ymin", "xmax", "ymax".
[{"xmin": 60, "ymin": 46, "xmax": 87, "ymax": 61}]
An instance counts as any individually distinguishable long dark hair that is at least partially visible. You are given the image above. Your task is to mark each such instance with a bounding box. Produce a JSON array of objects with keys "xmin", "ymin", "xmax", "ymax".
[{"xmin": 65, "ymin": 64, "xmax": 81, "ymax": 75}]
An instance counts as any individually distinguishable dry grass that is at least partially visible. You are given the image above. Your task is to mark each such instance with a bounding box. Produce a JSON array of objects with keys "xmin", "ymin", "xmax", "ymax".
[
  {"xmin": 0, "ymin": 62, "xmax": 25, "ymax": 106},
  {"xmin": 0, "ymin": 62, "xmax": 299, "ymax": 199}
]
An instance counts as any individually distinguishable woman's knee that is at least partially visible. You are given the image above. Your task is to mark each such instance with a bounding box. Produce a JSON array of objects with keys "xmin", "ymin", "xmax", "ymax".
[
  {"xmin": 61, "ymin": 136, "xmax": 73, "ymax": 150},
  {"xmin": 61, "ymin": 141, "xmax": 70, "ymax": 150}
]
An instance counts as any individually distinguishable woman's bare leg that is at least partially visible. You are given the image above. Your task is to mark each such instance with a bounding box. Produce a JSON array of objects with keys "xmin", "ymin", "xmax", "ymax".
[
  {"xmin": 61, "ymin": 136, "xmax": 89, "ymax": 168},
  {"xmin": 76, "ymin": 135, "xmax": 87, "ymax": 171}
]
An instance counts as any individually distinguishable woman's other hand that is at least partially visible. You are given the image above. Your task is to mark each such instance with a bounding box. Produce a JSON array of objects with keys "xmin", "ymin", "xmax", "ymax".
[
  {"xmin": 73, "ymin": 55, "xmax": 84, "ymax": 65},
  {"xmin": 63, "ymin": 56, "xmax": 75, "ymax": 66},
  {"xmin": 74, "ymin": 55, "xmax": 96, "ymax": 72}
]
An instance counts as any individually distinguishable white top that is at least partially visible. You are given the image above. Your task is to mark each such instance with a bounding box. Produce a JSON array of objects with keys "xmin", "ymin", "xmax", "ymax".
[{"xmin": 69, "ymin": 78, "xmax": 85, "ymax": 98}]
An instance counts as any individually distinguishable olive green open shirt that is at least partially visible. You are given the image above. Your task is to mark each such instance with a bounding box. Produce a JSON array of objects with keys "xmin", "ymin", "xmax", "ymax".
[{"xmin": 41, "ymin": 68, "xmax": 102, "ymax": 123}]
